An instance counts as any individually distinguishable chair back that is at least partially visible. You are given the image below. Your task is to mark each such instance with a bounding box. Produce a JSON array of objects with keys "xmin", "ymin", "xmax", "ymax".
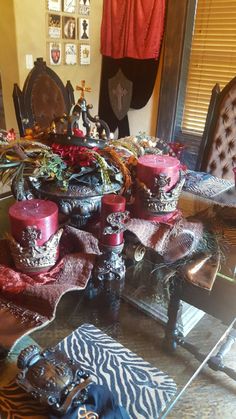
[
  {"xmin": 13, "ymin": 57, "xmax": 75, "ymax": 137},
  {"xmin": 196, "ymin": 77, "xmax": 236, "ymax": 180}
]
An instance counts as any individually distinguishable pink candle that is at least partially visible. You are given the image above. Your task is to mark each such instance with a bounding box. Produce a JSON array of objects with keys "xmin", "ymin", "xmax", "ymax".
[
  {"xmin": 135, "ymin": 154, "xmax": 180, "ymax": 221},
  {"xmin": 100, "ymin": 194, "xmax": 126, "ymax": 246},
  {"xmin": 9, "ymin": 199, "xmax": 58, "ymax": 246},
  {"xmin": 137, "ymin": 154, "xmax": 180, "ymax": 191}
]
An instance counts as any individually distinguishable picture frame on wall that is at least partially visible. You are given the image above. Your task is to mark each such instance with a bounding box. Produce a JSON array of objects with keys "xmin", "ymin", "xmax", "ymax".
[
  {"xmin": 79, "ymin": 2, "xmax": 90, "ymax": 15},
  {"xmin": 80, "ymin": 44, "xmax": 90, "ymax": 65},
  {"xmin": 65, "ymin": 43, "xmax": 77, "ymax": 64},
  {"xmin": 79, "ymin": 0, "xmax": 90, "ymax": 5},
  {"xmin": 48, "ymin": 13, "xmax": 61, "ymax": 38},
  {"xmin": 47, "ymin": 0, "xmax": 61, "ymax": 12},
  {"xmin": 79, "ymin": 17, "xmax": 89, "ymax": 40},
  {"xmin": 63, "ymin": 16, "xmax": 76, "ymax": 39},
  {"xmin": 63, "ymin": 0, "xmax": 77, "ymax": 13},
  {"xmin": 49, "ymin": 42, "xmax": 62, "ymax": 65}
]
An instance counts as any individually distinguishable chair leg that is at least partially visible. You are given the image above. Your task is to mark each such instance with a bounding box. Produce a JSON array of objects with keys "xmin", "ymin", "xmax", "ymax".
[
  {"xmin": 163, "ymin": 276, "xmax": 182, "ymax": 352},
  {"xmin": 163, "ymin": 277, "xmax": 236, "ymax": 382},
  {"xmin": 169, "ymin": 320, "xmax": 236, "ymax": 382},
  {"xmin": 207, "ymin": 329, "xmax": 236, "ymax": 381}
]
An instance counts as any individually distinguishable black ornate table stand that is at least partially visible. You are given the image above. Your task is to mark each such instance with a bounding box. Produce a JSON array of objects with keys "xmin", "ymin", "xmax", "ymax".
[
  {"xmin": 91, "ymin": 243, "xmax": 125, "ymax": 324},
  {"xmin": 163, "ymin": 276, "xmax": 236, "ymax": 382},
  {"xmin": 95, "ymin": 242, "xmax": 126, "ymax": 282},
  {"xmin": 89, "ymin": 211, "xmax": 130, "ymax": 323},
  {"xmin": 84, "ymin": 270, "xmax": 125, "ymax": 327}
]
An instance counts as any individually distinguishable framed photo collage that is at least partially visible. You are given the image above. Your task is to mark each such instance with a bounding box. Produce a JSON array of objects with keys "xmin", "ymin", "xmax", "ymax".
[{"xmin": 47, "ymin": 0, "xmax": 91, "ymax": 66}]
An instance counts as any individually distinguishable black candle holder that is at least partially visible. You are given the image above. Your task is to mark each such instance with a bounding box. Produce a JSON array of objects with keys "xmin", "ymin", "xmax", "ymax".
[
  {"xmin": 94, "ymin": 210, "xmax": 130, "ymax": 282},
  {"xmin": 95, "ymin": 242, "xmax": 126, "ymax": 281}
]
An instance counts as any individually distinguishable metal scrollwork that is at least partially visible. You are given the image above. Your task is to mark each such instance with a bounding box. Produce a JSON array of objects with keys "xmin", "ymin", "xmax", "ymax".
[
  {"xmin": 95, "ymin": 243, "xmax": 126, "ymax": 281},
  {"xmin": 137, "ymin": 171, "xmax": 185, "ymax": 214},
  {"xmin": 103, "ymin": 211, "xmax": 130, "ymax": 235},
  {"xmin": 7, "ymin": 229, "xmax": 63, "ymax": 273}
]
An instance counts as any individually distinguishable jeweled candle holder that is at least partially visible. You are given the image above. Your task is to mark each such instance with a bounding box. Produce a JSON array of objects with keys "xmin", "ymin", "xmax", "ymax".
[
  {"xmin": 134, "ymin": 154, "xmax": 185, "ymax": 223},
  {"xmin": 95, "ymin": 194, "xmax": 129, "ymax": 281},
  {"xmin": 8, "ymin": 199, "xmax": 62, "ymax": 275}
]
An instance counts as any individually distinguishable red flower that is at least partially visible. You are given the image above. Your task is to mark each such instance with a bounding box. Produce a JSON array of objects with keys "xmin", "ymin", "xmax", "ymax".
[
  {"xmin": 51, "ymin": 144, "xmax": 99, "ymax": 168},
  {"xmin": 73, "ymin": 128, "xmax": 84, "ymax": 138}
]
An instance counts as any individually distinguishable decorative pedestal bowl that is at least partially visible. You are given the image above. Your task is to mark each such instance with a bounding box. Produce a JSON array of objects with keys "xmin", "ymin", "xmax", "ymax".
[{"xmin": 29, "ymin": 178, "xmax": 122, "ymax": 228}]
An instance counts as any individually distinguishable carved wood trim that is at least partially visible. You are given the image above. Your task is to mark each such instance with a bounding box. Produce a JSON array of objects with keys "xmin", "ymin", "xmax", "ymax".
[
  {"xmin": 196, "ymin": 83, "xmax": 220, "ymax": 171},
  {"xmin": 12, "ymin": 57, "xmax": 75, "ymax": 137},
  {"xmin": 156, "ymin": 0, "xmax": 197, "ymax": 143}
]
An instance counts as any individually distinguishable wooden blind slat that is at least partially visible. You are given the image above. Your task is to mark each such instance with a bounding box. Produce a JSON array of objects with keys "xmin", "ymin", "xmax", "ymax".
[{"xmin": 182, "ymin": 0, "xmax": 236, "ymax": 134}]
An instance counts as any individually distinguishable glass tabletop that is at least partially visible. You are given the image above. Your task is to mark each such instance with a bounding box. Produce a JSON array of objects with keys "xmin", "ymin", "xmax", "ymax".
[{"xmin": 0, "ymin": 188, "xmax": 236, "ymax": 418}]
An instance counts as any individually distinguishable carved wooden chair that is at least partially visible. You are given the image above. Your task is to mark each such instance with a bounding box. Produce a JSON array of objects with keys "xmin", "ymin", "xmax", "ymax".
[
  {"xmin": 13, "ymin": 57, "xmax": 75, "ymax": 137},
  {"xmin": 196, "ymin": 77, "xmax": 236, "ymax": 180}
]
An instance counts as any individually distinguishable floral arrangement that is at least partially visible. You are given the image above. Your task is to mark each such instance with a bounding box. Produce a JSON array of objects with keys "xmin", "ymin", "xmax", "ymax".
[{"xmin": 0, "ymin": 128, "xmax": 185, "ymax": 202}]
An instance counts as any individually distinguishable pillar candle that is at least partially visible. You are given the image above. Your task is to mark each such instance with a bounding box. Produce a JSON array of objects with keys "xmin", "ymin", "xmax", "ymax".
[
  {"xmin": 137, "ymin": 154, "xmax": 180, "ymax": 191},
  {"xmin": 100, "ymin": 194, "xmax": 126, "ymax": 247},
  {"xmin": 8, "ymin": 199, "xmax": 60, "ymax": 275},
  {"xmin": 9, "ymin": 199, "xmax": 58, "ymax": 246},
  {"xmin": 135, "ymin": 154, "xmax": 180, "ymax": 222}
]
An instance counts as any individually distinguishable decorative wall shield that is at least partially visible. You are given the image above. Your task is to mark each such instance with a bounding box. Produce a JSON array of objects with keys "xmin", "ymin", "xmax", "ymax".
[{"xmin": 108, "ymin": 69, "xmax": 133, "ymax": 120}]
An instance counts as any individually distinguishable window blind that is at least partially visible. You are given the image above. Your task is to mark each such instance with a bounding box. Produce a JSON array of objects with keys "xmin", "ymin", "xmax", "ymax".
[{"xmin": 182, "ymin": 0, "xmax": 236, "ymax": 134}]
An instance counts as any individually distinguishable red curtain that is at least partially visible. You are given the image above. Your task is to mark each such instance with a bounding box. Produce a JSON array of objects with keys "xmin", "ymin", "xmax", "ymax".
[{"xmin": 100, "ymin": 0, "xmax": 166, "ymax": 60}]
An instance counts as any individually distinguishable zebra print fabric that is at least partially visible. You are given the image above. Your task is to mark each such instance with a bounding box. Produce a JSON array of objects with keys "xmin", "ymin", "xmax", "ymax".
[
  {"xmin": 57, "ymin": 324, "xmax": 177, "ymax": 418},
  {"xmin": 0, "ymin": 324, "xmax": 176, "ymax": 418}
]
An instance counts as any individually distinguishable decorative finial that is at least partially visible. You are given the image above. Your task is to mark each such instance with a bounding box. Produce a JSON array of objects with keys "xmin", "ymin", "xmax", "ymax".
[{"xmin": 76, "ymin": 80, "xmax": 91, "ymax": 99}]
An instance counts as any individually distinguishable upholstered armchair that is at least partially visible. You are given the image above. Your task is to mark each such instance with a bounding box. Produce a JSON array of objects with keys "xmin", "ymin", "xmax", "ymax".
[
  {"xmin": 196, "ymin": 77, "xmax": 236, "ymax": 180},
  {"xmin": 13, "ymin": 57, "xmax": 75, "ymax": 137}
]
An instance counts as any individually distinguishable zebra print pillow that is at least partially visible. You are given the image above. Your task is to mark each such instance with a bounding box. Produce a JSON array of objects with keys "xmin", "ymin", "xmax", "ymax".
[{"xmin": 57, "ymin": 324, "xmax": 177, "ymax": 418}]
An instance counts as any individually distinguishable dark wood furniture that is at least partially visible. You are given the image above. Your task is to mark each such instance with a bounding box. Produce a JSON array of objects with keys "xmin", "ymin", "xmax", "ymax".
[
  {"xmin": 163, "ymin": 190, "xmax": 236, "ymax": 393},
  {"xmin": 196, "ymin": 77, "xmax": 236, "ymax": 180},
  {"xmin": 13, "ymin": 57, "xmax": 75, "ymax": 137}
]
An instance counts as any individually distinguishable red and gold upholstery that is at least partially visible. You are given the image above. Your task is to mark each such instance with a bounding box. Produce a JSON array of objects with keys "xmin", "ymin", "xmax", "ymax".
[{"xmin": 197, "ymin": 78, "xmax": 236, "ymax": 180}]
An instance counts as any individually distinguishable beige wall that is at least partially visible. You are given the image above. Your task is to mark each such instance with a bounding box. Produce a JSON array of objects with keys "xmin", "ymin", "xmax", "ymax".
[
  {"xmin": 0, "ymin": 0, "xmax": 19, "ymax": 131},
  {"xmin": 0, "ymin": 0, "xmax": 160, "ymax": 138}
]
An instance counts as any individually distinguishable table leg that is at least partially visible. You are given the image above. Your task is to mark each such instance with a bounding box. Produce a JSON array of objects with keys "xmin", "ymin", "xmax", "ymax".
[{"xmin": 163, "ymin": 276, "xmax": 182, "ymax": 352}]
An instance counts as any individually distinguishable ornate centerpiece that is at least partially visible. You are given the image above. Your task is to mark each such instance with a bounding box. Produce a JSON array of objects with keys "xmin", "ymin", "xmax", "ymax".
[
  {"xmin": 0, "ymin": 113, "xmax": 185, "ymax": 228},
  {"xmin": 0, "ymin": 84, "xmax": 126, "ymax": 227},
  {"xmin": 47, "ymin": 80, "xmax": 111, "ymax": 149}
]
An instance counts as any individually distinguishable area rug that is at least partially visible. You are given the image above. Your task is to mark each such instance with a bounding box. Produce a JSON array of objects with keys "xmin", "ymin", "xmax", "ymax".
[{"xmin": 0, "ymin": 324, "xmax": 177, "ymax": 419}]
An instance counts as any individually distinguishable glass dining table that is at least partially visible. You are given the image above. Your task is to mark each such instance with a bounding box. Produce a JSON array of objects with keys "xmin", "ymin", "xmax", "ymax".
[{"xmin": 0, "ymin": 185, "xmax": 235, "ymax": 418}]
